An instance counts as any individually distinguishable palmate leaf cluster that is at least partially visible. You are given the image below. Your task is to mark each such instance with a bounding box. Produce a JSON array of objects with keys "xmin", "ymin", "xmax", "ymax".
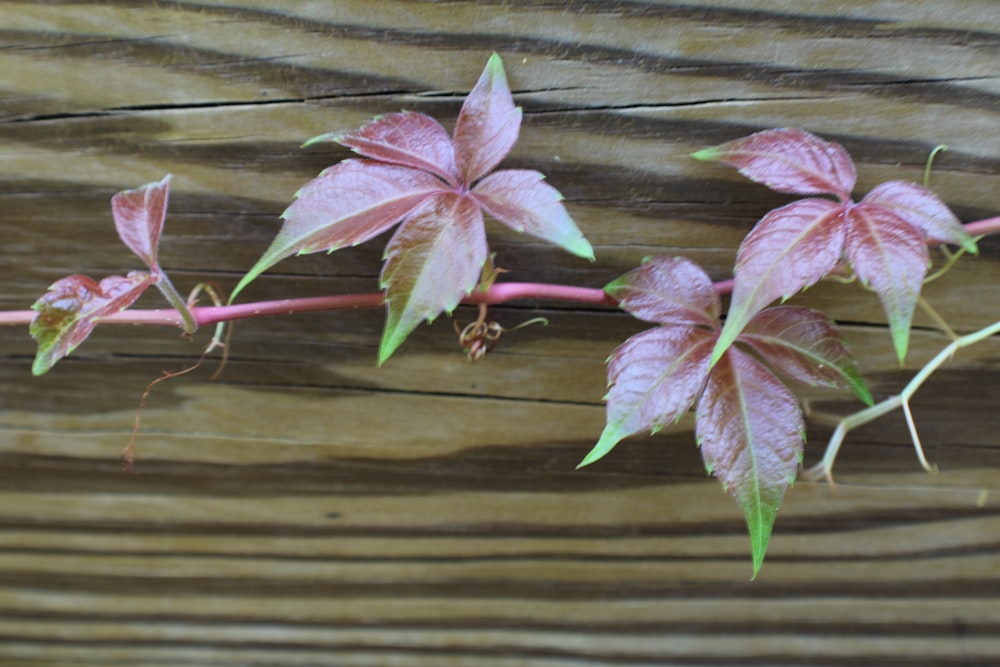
[
  {"xmin": 229, "ymin": 52, "xmax": 592, "ymax": 365},
  {"xmin": 580, "ymin": 257, "xmax": 871, "ymax": 576},
  {"xmin": 29, "ymin": 176, "xmax": 173, "ymax": 375},
  {"xmin": 26, "ymin": 56, "xmax": 977, "ymax": 577},
  {"xmin": 583, "ymin": 129, "xmax": 976, "ymax": 575},
  {"xmin": 694, "ymin": 129, "xmax": 977, "ymax": 365}
]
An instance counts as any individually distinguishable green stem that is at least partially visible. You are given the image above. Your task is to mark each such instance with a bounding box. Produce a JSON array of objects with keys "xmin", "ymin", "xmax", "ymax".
[
  {"xmin": 803, "ymin": 318, "xmax": 1000, "ymax": 485},
  {"xmin": 924, "ymin": 242, "xmax": 976, "ymax": 285},
  {"xmin": 154, "ymin": 272, "xmax": 197, "ymax": 334},
  {"xmin": 915, "ymin": 295, "xmax": 958, "ymax": 341},
  {"xmin": 922, "ymin": 144, "xmax": 948, "ymax": 188}
]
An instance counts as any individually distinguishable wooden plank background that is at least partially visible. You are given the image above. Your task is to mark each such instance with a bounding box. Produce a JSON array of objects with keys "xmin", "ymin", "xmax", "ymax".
[{"xmin": 1, "ymin": 1, "xmax": 999, "ymax": 665}]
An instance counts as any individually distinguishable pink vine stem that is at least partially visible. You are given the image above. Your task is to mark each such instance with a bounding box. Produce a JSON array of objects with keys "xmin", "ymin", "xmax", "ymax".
[
  {"xmin": 0, "ymin": 216, "xmax": 996, "ymax": 331},
  {"xmin": 0, "ymin": 280, "xmax": 738, "ymax": 329},
  {"xmin": 0, "ymin": 283, "xmax": 620, "ymax": 329}
]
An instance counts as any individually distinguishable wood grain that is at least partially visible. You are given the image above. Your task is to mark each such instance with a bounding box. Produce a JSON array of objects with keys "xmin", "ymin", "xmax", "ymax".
[{"xmin": 1, "ymin": 1, "xmax": 999, "ymax": 665}]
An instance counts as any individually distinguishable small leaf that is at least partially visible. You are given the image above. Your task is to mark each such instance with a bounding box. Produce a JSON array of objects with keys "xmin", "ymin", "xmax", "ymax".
[
  {"xmin": 231, "ymin": 161, "xmax": 444, "ymax": 300},
  {"xmin": 473, "ymin": 169, "xmax": 594, "ymax": 260},
  {"xmin": 379, "ymin": 193, "xmax": 488, "ymax": 364},
  {"xmin": 335, "ymin": 112, "xmax": 460, "ymax": 186},
  {"xmin": 111, "ymin": 175, "xmax": 170, "ymax": 272},
  {"xmin": 712, "ymin": 198, "xmax": 846, "ymax": 365},
  {"xmin": 453, "ymin": 53, "xmax": 522, "ymax": 184},
  {"xmin": 861, "ymin": 180, "xmax": 977, "ymax": 253},
  {"xmin": 581, "ymin": 327, "xmax": 714, "ymax": 467},
  {"xmin": 694, "ymin": 128, "xmax": 856, "ymax": 201},
  {"xmin": 738, "ymin": 306, "xmax": 872, "ymax": 405},
  {"xmin": 604, "ymin": 256, "xmax": 720, "ymax": 327},
  {"xmin": 696, "ymin": 347, "xmax": 804, "ymax": 578},
  {"xmin": 30, "ymin": 271, "xmax": 154, "ymax": 375},
  {"xmin": 845, "ymin": 203, "xmax": 930, "ymax": 363}
]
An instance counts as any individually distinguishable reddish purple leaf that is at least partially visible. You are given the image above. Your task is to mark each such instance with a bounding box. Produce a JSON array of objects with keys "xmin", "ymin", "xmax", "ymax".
[
  {"xmin": 472, "ymin": 169, "xmax": 594, "ymax": 260},
  {"xmin": 379, "ymin": 193, "xmax": 488, "ymax": 364},
  {"xmin": 233, "ymin": 54, "xmax": 591, "ymax": 363},
  {"xmin": 588, "ymin": 256, "xmax": 871, "ymax": 573},
  {"xmin": 231, "ymin": 161, "xmax": 444, "ymax": 300},
  {"xmin": 453, "ymin": 52, "xmax": 522, "ymax": 184},
  {"xmin": 701, "ymin": 129, "xmax": 974, "ymax": 366},
  {"xmin": 286, "ymin": 161, "xmax": 443, "ymax": 251},
  {"xmin": 712, "ymin": 197, "xmax": 846, "ymax": 363},
  {"xmin": 845, "ymin": 203, "xmax": 930, "ymax": 363},
  {"xmin": 335, "ymin": 112, "xmax": 460, "ymax": 186},
  {"xmin": 696, "ymin": 346, "xmax": 804, "ymax": 577},
  {"xmin": 861, "ymin": 180, "xmax": 977, "ymax": 252},
  {"xmin": 604, "ymin": 256, "xmax": 720, "ymax": 328},
  {"xmin": 693, "ymin": 128, "xmax": 856, "ymax": 201},
  {"xmin": 581, "ymin": 326, "xmax": 714, "ymax": 467},
  {"xmin": 30, "ymin": 271, "xmax": 154, "ymax": 375},
  {"xmin": 111, "ymin": 174, "xmax": 170, "ymax": 272},
  {"xmin": 738, "ymin": 306, "xmax": 872, "ymax": 404}
]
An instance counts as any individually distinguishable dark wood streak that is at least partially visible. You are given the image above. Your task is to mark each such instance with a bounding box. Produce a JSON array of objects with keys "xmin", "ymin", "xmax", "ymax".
[
  {"xmin": 0, "ymin": 505, "xmax": 994, "ymax": 539},
  {"xmin": 16, "ymin": 1, "xmax": 993, "ymax": 111},
  {"xmin": 1, "ymin": 607, "xmax": 997, "ymax": 641}
]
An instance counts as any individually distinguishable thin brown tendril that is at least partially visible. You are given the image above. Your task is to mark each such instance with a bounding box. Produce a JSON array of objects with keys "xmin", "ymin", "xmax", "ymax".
[
  {"xmin": 122, "ymin": 283, "xmax": 231, "ymax": 472},
  {"xmin": 452, "ymin": 304, "xmax": 547, "ymax": 361}
]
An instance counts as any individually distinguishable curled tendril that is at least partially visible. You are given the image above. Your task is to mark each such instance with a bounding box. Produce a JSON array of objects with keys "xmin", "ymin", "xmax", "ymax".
[
  {"xmin": 122, "ymin": 282, "xmax": 231, "ymax": 472},
  {"xmin": 453, "ymin": 303, "xmax": 548, "ymax": 361}
]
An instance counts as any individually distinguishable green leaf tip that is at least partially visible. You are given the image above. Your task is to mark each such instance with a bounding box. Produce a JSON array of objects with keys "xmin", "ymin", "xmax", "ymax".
[
  {"xmin": 377, "ymin": 329, "xmax": 404, "ymax": 367},
  {"xmin": 377, "ymin": 305, "xmax": 410, "ymax": 367},
  {"xmin": 848, "ymin": 371, "xmax": 874, "ymax": 406},
  {"xmin": 486, "ymin": 51, "xmax": 506, "ymax": 76},
  {"xmin": 30, "ymin": 319, "xmax": 82, "ymax": 376},
  {"xmin": 302, "ymin": 132, "xmax": 341, "ymax": 148},
  {"xmin": 228, "ymin": 262, "xmax": 269, "ymax": 304},
  {"xmin": 577, "ymin": 426, "xmax": 625, "ymax": 469},
  {"xmin": 742, "ymin": 492, "xmax": 780, "ymax": 580},
  {"xmin": 602, "ymin": 273, "xmax": 628, "ymax": 296},
  {"xmin": 570, "ymin": 236, "xmax": 596, "ymax": 262},
  {"xmin": 377, "ymin": 300, "xmax": 452, "ymax": 367},
  {"xmin": 893, "ymin": 328, "xmax": 910, "ymax": 367},
  {"xmin": 691, "ymin": 146, "xmax": 721, "ymax": 162}
]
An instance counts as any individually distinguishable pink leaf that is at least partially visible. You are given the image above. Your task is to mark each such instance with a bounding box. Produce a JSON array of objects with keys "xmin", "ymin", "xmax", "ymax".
[
  {"xmin": 712, "ymin": 198, "xmax": 846, "ymax": 364},
  {"xmin": 379, "ymin": 193, "xmax": 488, "ymax": 364},
  {"xmin": 453, "ymin": 52, "xmax": 522, "ymax": 184},
  {"xmin": 230, "ymin": 51, "xmax": 593, "ymax": 366},
  {"xmin": 696, "ymin": 346, "xmax": 804, "ymax": 577},
  {"xmin": 861, "ymin": 180, "xmax": 977, "ymax": 252},
  {"xmin": 231, "ymin": 161, "xmax": 444, "ymax": 300},
  {"xmin": 604, "ymin": 256, "xmax": 720, "ymax": 327},
  {"xmin": 334, "ymin": 112, "xmax": 460, "ymax": 186},
  {"xmin": 111, "ymin": 175, "xmax": 170, "ymax": 272},
  {"xmin": 693, "ymin": 128, "xmax": 857, "ymax": 201},
  {"xmin": 472, "ymin": 169, "xmax": 594, "ymax": 260},
  {"xmin": 845, "ymin": 203, "xmax": 930, "ymax": 363},
  {"xmin": 581, "ymin": 326, "xmax": 714, "ymax": 467},
  {"xmin": 738, "ymin": 306, "xmax": 872, "ymax": 404},
  {"xmin": 30, "ymin": 271, "xmax": 154, "ymax": 375}
]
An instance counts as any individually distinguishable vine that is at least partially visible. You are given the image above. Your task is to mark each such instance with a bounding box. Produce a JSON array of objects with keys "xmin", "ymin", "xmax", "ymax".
[{"xmin": 7, "ymin": 53, "xmax": 1000, "ymax": 577}]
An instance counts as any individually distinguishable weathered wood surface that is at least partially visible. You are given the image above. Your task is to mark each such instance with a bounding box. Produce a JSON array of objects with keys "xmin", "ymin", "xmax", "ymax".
[{"xmin": 1, "ymin": 1, "xmax": 1000, "ymax": 665}]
